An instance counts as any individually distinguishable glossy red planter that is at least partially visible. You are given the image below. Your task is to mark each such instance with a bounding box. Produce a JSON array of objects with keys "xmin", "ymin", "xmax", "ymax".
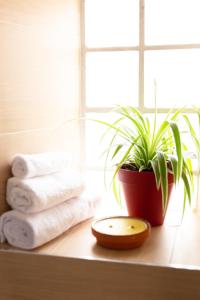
[{"xmin": 118, "ymin": 169, "xmax": 174, "ymax": 226}]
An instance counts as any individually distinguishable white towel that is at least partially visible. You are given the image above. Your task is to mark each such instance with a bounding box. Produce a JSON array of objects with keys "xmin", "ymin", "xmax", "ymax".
[
  {"xmin": 7, "ymin": 170, "xmax": 84, "ymax": 213},
  {"xmin": 0, "ymin": 192, "xmax": 100, "ymax": 250},
  {"xmin": 11, "ymin": 152, "xmax": 69, "ymax": 178}
]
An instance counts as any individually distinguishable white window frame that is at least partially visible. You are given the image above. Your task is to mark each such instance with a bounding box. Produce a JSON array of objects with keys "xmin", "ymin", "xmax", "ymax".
[
  {"xmin": 80, "ymin": 0, "xmax": 200, "ymax": 208},
  {"xmin": 81, "ymin": 0, "xmax": 200, "ymax": 114}
]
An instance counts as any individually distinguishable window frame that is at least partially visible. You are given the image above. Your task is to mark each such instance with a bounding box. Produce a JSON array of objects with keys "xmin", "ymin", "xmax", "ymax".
[
  {"xmin": 80, "ymin": 0, "xmax": 200, "ymax": 208},
  {"xmin": 81, "ymin": 0, "xmax": 200, "ymax": 114}
]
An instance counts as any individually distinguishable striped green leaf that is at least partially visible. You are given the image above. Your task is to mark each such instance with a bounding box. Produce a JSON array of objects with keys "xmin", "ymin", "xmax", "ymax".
[
  {"xmin": 182, "ymin": 171, "xmax": 192, "ymax": 206},
  {"xmin": 112, "ymin": 177, "xmax": 122, "ymax": 206},
  {"xmin": 169, "ymin": 121, "xmax": 183, "ymax": 180},
  {"xmin": 157, "ymin": 152, "xmax": 168, "ymax": 212},
  {"xmin": 168, "ymin": 154, "xmax": 178, "ymax": 185},
  {"xmin": 150, "ymin": 159, "xmax": 161, "ymax": 189}
]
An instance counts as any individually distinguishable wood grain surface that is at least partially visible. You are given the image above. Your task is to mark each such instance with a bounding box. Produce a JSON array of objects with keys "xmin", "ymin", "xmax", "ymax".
[
  {"xmin": 0, "ymin": 250, "xmax": 200, "ymax": 300},
  {"xmin": 0, "ymin": 0, "xmax": 81, "ymax": 213}
]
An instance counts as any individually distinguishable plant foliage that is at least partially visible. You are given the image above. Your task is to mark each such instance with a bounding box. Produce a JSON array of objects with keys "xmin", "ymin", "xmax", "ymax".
[{"xmin": 96, "ymin": 105, "xmax": 200, "ymax": 214}]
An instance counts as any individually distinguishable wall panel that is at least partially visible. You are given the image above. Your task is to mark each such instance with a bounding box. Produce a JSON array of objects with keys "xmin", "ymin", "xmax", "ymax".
[{"xmin": 0, "ymin": 0, "xmax": 81, "ymax": 213}]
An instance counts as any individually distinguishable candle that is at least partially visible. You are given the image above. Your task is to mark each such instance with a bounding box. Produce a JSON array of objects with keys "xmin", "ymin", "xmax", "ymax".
[{"xmin": 91, "ymin": 216, "xmax": 150, "ymax": 250}]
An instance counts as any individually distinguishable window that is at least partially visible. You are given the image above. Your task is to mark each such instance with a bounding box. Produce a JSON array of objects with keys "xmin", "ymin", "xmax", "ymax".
[{"xmin": 81, "ymin": 0, "xmax": 200, "ymax": 207}]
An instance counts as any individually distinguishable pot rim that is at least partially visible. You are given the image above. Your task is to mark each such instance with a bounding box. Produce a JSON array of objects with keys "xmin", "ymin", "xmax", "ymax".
[
  {"xmin": 118, "ymin": 167, "xmax": 174, "ymax": 183},
  {"xmin": 118, "ymin": 167, "xmax": 174, "ymax": 175}
]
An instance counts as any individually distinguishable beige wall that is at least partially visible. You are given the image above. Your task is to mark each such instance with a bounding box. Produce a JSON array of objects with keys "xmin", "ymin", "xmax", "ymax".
[{"xmin": 0, "ymin": 0, "xmax": 81, "ymax": 213}]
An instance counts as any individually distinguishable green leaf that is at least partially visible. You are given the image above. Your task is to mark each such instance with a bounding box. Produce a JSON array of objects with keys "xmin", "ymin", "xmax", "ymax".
[
  {"xmin": 182, "ymin": 171, "xmax": 192, "ymax": 206},
  {"xmin": 150, "ymin": 159, "xmax": 161, "ymax": 189},
  {"xmin": 151, "ymin": 120, "xmax": 169, "ymax": 155},
  {"xmin": 168, "ymin": 154, "xmax": 178, "ymax": 185},
  {"xmin": 145, "ymin": 117, "xmax": 151, "ymax": 134},
  {"xmin": 113, "ymin": 143, "xmax": 135, "ymax": 180},
  {"xmin": 197, "ymin": 110, "xmax": 200, "ymax": 128},
  {"xmin": 100, "ymin": 116, "xmax": 125, "ymax": 143},
  {"xmin": 139, "ymin": 165, "xmax": 148, "ymax": 172},
  {"xmin": 92, "ymin": 118, "xmax": 132, "ymax": 143},
  {"xmin": 170, "ymin": 107, "xmax": 185, "ymax": 121},
  {"xmin": 183, "ymin": 158, "xmax": 194, "ymax": 191},
  {"xmin": 92, "ymin": 105, "xmax": 199, "ymax": 217},
  {"xmin": 182, "ymin": 187, "xmax": 187, "ymax": 220},
  {"xmin": 134, "ymin": 143, "xmax": 148, "ymax": 166},
  {"xmin": 157, "ymin": 152, "xmax": 168, "ymax": 212},
  {"xmin": 117, "ymin": 106, "xmax": 148, "ymax": 138},
  {"xmin": 112, "ymin": 176, "xmax": 122, "ymax": 206},
  {"xmin": 111, "ymin": 144, "xmax": 123, "ymax": 160},
  {"xmin": 183, "ymin": 114, "xmax": 200, "ymax": 154},
  {"xmin": 128, "ymin": 106, "xmax": 149, "ymax": 134},
  {"xmin": 169, "ymin": 121, "xmax": 183, "ymax": 180}
]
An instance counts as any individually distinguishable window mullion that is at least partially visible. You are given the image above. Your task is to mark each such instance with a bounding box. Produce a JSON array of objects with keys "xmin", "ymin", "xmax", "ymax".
[
  {"xmin": 144, "ymin": 44, "xmax": 200, "ymax": 50},
  {"xmin": 86, "ymin": 46, "xmax": 139, "ymax": 52},
  {"xmin": 139, "ymin": 0, "xmax": 145, "ymax": 112}
]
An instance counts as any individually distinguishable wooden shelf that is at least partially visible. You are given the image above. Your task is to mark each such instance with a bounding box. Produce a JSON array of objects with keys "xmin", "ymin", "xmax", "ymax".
[
  {"xmin": 32, "ymin": 210, "xmax": 200, "ymax": 268},
  {"xmin": 1, "ymin": 193, "xmax": 200, "ymax": 299},
  {"xmin": 1, "ymin": 211, "xmax": 200, "ymax": 300},
  {"xmin": 0, "ymin": 182, "xmax": 200, "ymax": 300},
  {"xmin": 1, "ymin": 209, "xmax": 200, "ymax": 268}
]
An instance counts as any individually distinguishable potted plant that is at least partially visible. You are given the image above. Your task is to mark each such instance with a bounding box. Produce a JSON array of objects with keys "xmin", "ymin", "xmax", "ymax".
[{"xmin": 97, "ymin": 105, "xmax": 200, "ymax": 226}]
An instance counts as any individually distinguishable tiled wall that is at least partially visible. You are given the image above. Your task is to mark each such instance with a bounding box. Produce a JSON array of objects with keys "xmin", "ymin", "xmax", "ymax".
[{"xmin": 0, "ymin": 0, "xmax": 81, "ymax": 213}]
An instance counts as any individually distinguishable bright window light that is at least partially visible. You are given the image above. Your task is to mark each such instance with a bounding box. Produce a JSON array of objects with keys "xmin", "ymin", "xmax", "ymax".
[
  {"xmin": 145, "ymin": 0, "xmax": 200, "ymax": 45},
  {"xmin": 86, "ymin": 51, "xmax": 139, "ymax": 107},
  {"xmin": 83, "ymin": 0, "xmax": 200, "ymax": 172},
  {"xmin": 85, "ymin": 113, "xmax": 116, "ymax": 168},
  {"xmin": 85, "ymin": 0, "xmax": 139, "ymax": 47},
  {"xmin": 144, "ymin": 49, "xmax": 200, "ymax": 107}
]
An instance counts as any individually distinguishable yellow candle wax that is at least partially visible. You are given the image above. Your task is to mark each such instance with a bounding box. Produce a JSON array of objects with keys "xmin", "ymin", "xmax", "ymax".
[{"xmin": 94, "ymin": 217, "xmax": 148, "ymax": 236}]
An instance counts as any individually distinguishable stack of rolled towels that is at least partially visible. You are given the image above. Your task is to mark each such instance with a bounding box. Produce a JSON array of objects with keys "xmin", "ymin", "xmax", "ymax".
[{"xmin": 0, "ymin": 152, "xmax": 100, "ymax": 250}]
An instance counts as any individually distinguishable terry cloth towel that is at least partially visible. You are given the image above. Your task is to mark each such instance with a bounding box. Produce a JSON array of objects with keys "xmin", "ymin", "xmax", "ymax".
[
  {"xmin": 7, "ymin": 170, "xmax": 84, "ymax": 213},
  {"xmin": 0, "ymin": 192, "xmax": 100, "ymax": 250},
  {"xmin": 11, "ymin": 152, "xmax": 69, "ymax": 178}
]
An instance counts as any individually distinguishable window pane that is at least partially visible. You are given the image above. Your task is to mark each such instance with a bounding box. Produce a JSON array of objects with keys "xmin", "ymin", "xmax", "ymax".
[
  {"xmin": 85, "ymin": 0, "xmax": 139, "ymax": 47},
  {"xmin": 144, "ymin": 50, "xmax": 200, "ymax": 107},
  {"xmin": 86, "ymin": 112, "xmax": 138, "ymax": 168},
  {"xmin": 145, "ymin": 0, "xmax": 200, "ymax": 45},
  {"xmin": 86, "ymin": 51, "xmax": 138, "ymax": 107},
  {"xmin": 85, "ymin": 113, "xmax": 117, "ymax": 168}
]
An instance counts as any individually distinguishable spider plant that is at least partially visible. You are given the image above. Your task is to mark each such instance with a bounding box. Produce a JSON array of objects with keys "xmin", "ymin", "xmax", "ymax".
[{"xmin": 97, "ymin": 105, "xmax": 200, "ymax": 214}]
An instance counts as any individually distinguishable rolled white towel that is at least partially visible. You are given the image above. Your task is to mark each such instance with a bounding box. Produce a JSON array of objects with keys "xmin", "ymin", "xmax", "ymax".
[
  {"xmin": 7, "ymin": 170, "xmax": 84, "ymax": 213},
  {"xmin": 0, "ymin": 192, "xmax": 101, "ymax": 249},
  {"xmin": 11, "ymin": 152, "xmax": 69, "ymax": 178}
]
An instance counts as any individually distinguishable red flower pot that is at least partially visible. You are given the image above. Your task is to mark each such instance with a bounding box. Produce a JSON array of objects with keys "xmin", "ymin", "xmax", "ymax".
[{"xmin": 118, "ymin": 168, "xmax": 174, "ymax": 226}]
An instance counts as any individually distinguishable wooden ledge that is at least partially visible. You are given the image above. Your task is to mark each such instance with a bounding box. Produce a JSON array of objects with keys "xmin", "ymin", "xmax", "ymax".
[
  {"xmin": 1, "ymin": 210, "xmax": 200, "ymax": 299},
  {"xmin": 1, "ymin": 211, "xmax": 200, "ymax": 268},
  {"xmin": 1, "ymin": 248, "xmax": 200, "ymax": 300}
]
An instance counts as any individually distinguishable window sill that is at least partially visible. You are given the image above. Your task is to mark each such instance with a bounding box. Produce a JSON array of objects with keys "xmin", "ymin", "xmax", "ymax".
[
  {"xmin": 1, "ymin": 194, "xmax": 200, "ymax": 299},
  {"xmin": 33, "ymin": 210, "xmax": 200, "ymax": 268},
  {"xmin": 1, "ymin": 195, "xmax": 200, "ymax": 269}
]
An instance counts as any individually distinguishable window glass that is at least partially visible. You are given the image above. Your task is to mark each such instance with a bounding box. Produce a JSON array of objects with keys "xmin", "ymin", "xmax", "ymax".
[
  {"xmin": 85, "ymin": 0, "xmax": 139, "ymax": 47},
  {"xmin": 85, "ymin": 113, "xmax": 116, "ymax": 168},
  {"xmin": 144, "ymin": 50, "xmax": 200, "ymax": 107},
  {"xmin": 145, "ymin": 0, "xmax": 200, "ymax": 45},
  {"xmin": 86, "ymin": 51, "xmax": 139, "ymax": 107}
]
